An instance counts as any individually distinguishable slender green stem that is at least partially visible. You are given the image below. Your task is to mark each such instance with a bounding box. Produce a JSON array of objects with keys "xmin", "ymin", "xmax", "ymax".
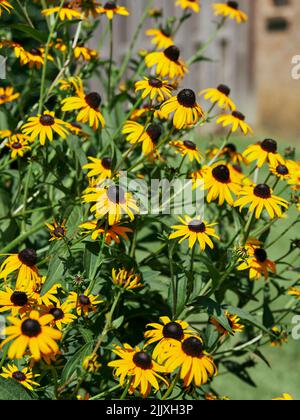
[
  {"xmin": 21, "ymin": 162, "xmax": 33, "ymax": 233},
  {"xmin": 15, "ymin": 0, "xmax": 34, "ymax": 28},
  {"xmin": 161, "ymin": 372, "xmax": 180, "ymax": 400},
  {"xmin": 107, "ymin": 19, "xmax": 114, "ymax": 104},
  {"xmin": 120, "ymin": 378, "xmax": 132, "ymax": 400},
  {"xmin": 89, "ymin": 384, "xmax": 122, "ymax": 401}
]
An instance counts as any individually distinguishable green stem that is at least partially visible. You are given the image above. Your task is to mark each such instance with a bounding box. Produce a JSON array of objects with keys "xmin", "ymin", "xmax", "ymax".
[
  {"xmin": 21, "ymin": 162, "xmax": 33, "ymax": 234},
  {"xmin": 161, "ymin": 372, "xmax": 180, "ymax": 400},
  {"xmin": 0, "ymin": 219, "xmax": 46, "ymax": 254},
  {"xmin": 89, "ymin": 384, "xmax": 122, "ymax": 401},
  {"xmin": 107, "ymin": 19, "xmax": 113, "ymax": 104}
]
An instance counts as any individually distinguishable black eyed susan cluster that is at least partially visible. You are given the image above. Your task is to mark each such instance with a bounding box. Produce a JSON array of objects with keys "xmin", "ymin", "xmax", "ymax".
[{"xmin": 0, "ymin": 0, "xmax": 299, "ymax": 401}]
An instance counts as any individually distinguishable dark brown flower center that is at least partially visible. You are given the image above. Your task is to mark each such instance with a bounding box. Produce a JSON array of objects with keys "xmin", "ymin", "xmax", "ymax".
[
  {"xmin": 21, "ymin": 319, "xmax": 41, "ymax": 337},
  {"xmin": 217, "ymin": 84, "xmax": 231, "ymax": 96},
  {"xmin": 85, "ymin": 92, "xmax": 102, "ymax": 109},
  {"xmin": 53, "ymin": 227, "xmax": 65, "ymax": 238},
  {"xmin": 30, "ymin": 48, "xmax": 42, "ymax": 56},
  {"xmin": 261, "ymin": 139, "xmax": 277, "ymax": 153},
  {"xmin": 12, "ymin": 142, "xmax": 22, "ymax": 149},
  {"xmin": 188, "ymin": 220, "xmax": 206, "ymax": 233},
  {"xmin": 254, "ymin": 248, "xmax": 268, "ymax": 263},
  {"xmin": 225, "ymin": 143, "xmax": 237, "ymax": 153},
  {"xmin": 12, "ymin": 371, "xmax": 26, "ymax": 382},
  {"xmin": 162, "ymin": 322, "xmax": 184, "ymax": 340},
  {"xmin": 133, "ymin": 351, "xmax": 152, "ymax": 369},
  {"xmin": 212, "ymin": 165, "xmax": 230, "ymax": 183},
  {"xmin": 183, "ymin": 140, "xmax": 197, "ymax": 150},
  {"xmin": 18, "ymin": 249, "xmax": 37, "ymax": 267},
  {"xmin": 148, "ymin": 78, "xmax": 163, "ymax": 88},
  {"xmin": 232, "ymin": 111, "xmax": 245, "ymax": 121},
  {"xmin": 102, "ymin": 157, "xmax": 112, "ymax": 170},
  {"xmin": 164, "ymin": 45, "xmax": 180, "ymax": 62},
  {"xmin": 146, "ymin": 124, "xmax": 162, "ymax": 142},
  {"xmin": 0, "ymin": 95, "xmax": 7, "ymax": 100},
  {"xmin": 227, "ymin": 1, "xmax": 238, "ymax": 9},
  {"xmin": 104, "ymin": 1, "xmax": 116, "ymax": 10},
  {"xmin": 107, "ymin": 185, "xmax": 126, "ymax": 204},
  {"xmin": 79, "ymin": 295, "xmax": 90, "ymax": 306},
  {"xmin": 182, "ymin": 337, "xmax": 203, "ymax": 357},
  {"xmin": 40, "ymin": 114, "xmax": 55, "ymax": 126},
  {"xmin": 49, "ymin": 307, "xmax": 64, "ymax": 320},
  {"xmin": 253, "ymin": 184, "xmax": 271, "ymax": 199},
  {"xmin": 276, "ymin": 164, "xmax": 289, "ymax": 176},
  {"xmin": 177, "ymin": 89, "xmax": 196, "ymax": 107},
  {"xmin": 10, "ymin": 291, "xmax": 28, "ymax": 307}
]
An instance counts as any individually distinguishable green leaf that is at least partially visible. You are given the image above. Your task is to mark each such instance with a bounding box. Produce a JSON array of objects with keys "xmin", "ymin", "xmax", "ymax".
[
  {"xmin": 68, "ymin": 136, "xmax": 88, "ymax": 168},
  {"xmin": 84, "ymin": 241, "xmax": 101, "ymax": 280},
  {"xmin": 41, "ymin": 246, "xmax": 69, "ymax": 295},
  {"xmin": 61, "ymin": 342, "xmax": 94, "ymax": 383},
  {"xmin": 11, "ymin": 24, "xmax": 48, "ymax": 43},
  {"xmin": 190, "ymin": 296, "xmax": 232, "ymax": 333},
  {"xmin": 0, "ymin": 376, "xmax": 33, "ymax": 400},
  {"xmin": 66, "ymin": 205, "xmax": 84, "ymax": 238}
]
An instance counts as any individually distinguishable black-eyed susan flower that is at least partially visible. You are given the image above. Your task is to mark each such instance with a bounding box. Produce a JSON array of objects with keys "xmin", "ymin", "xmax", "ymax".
[
  {"xmin": 288, "ymin": 287, "xmax": 300, "ymax": 300},
  {"xmin": 160, "ymin": 89, "xmax": 204, "ymax": 130},
  {"xmin": 169, "ymin": 216, "xmax": 219, "ymax": 250},
  {"xmin": 145, "ymin": 316, "xmax": 194, "ymax": 361},
  {"xmin": 108, "ymin": 344, "xmax": 167, "ymax": 398},
  {"xmin": 1, "ymin": 364, "xmax": 39, "ymax": 391},
  {"xmin": 0, "ymin": 249, "xmax": 40, "ymax": 290},
  {"xmin": 2, "ymin": 310, "xmax": 62, "ymax": 360},
  {"xmin": 269, "ymin": 162, "xmax": 292, "ymax": 181},
  {"xmin": 122, "ymin": 121, "xmax": 162, "ymax": 155},
  {"xmin": 243, "ymin": 139, "xmax": 284, "ymax": 168},
  {"xmin": 204, "ymin": 163, "xmax": 241, "ymax": 206},
  {"xmin": 42, "ymin": 4, "xmax": 82, "ymax": 20},
  {"xmin": 237, "ymin": 245, "xmax": 276, "ymax": 280},
  {"xmin": 73, "ymin": 0, "xmax": 101, "ymax": 17},
  {"xmin": 273, "ymin": 393, "xmax": 294, "ymax": 401},
  {"xmin": 47, "ymin": 302, "xmax": 77, "ymax": 331},
  {"xmin": 211, "ymin": 311, "xmax": 244, "ymax": 336},
  {"xmin": 0, "ymin": 287, "xmax": 33, "ymax": 316},
  {"xmin": 30, "ymin": 277, "xmax": 60, "ymax": 307},
  {"xmin": 74, "ymin": 46, "xmax": 98, "ymax": 61},
  {"xmin": 145, "ymin": 46, "xmax": 187, "ymax": 80},
  {"xmin": 96, "ymin": 2, "xmax": 129, "ymax": 19},
  {"xmin": 0, "ymin": 0, "xmax": 12, "ymax": 15},
  {"xmin": 83, "ymin": 156, "xmax": 113, "ymax": 181},
  {"xmin": 170, "ymin": 140, "xmax": 202, "ymax": 163},
  {"xmin": 176, "ymin": 0, "xmax": 200, "ymax": 13},
  {"xmin": 80, "ymin": 220, "xmax": 132, "ymax": 243},
  {"xmin": 67, "ymin": 290, "xmax": 103, "ymax": 316},
  {"xmin": 0, "ymin": 86, "xmax": 20, "ymax": 106},
  {"xmin": 145, "ymin": 28, "xmax": 174, "ymax": 49},
  {"xmin": 61, "ymin": 78, "xmax": 105, "ymax": 130},
  {"xmin": 5, "ymin": 134, "xmax": 31, "ymax": 158},
  {"xmin": 0, "ymin": 41, "xmax": 28, "ymax": 66},
  {"xmin": 200, "ymin": 85, "xmax": 236, "ymax": 111},
  {"xmin": 22, "ymin": 112, "xmax": 70, "ymax": 146},
  {"xmin": 21, "ymin": 48, "xmax": 54, "ymax": 70},
  {"xmin": 235, "ymin": 183, "xmax": 289, "ymax": 219},
  {"xmin": 216, "ymin": 111, "xmax": 253, "ymax": 135},
  {"xmin": 0, "ymin": 129, "xmax": 12, "ymax": 139},
  {"xmin": 45, "ymin": 220, "xmax": 67, "ymax": 241},
  {"xmin": 112, "ymin": 268, "xmax": 143, "ymax": 290},
  {"xmin": 162, "ymin": 336, "xmax": 217, "ymax": 387},
  {"xmin": 270, "ymin": 326, "xmax": 288, "ymax": 347},
  {"xmin": 83, "ymin": 354, "xmax": 101, "ymax": 373},
  {"xmin": 221, "ymin": 143, "xmax": 248, "ymax": 166},
  {"xmin": 135, "ymin": 77, "xmax": 173, "ymax": 102},
  {"xmin": 213, "ymin": 1, "xmax": 248, "ymax": 23}
]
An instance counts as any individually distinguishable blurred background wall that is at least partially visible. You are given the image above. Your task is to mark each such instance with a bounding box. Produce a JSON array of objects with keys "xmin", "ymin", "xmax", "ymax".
[{"xmin": 92, "ymin": 0, "xmax": 300, "ymax": 140}]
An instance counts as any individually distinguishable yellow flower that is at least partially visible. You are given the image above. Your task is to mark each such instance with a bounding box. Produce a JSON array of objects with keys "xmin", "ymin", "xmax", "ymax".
[
  {"xmin": 213, "ymin": 1, "xmax": 248, "ymax": 23},
  {"xmin": 82, "ymin": 184, "xmax": 139, "ymax": 226},
  {"xmin": 74, "ymin": 46, "xmax": 98, "ymax": 61},
  {"xmin": 108, "ymin": 344, "xmax": 167, "ymax": 398},
  {"xmin": 169, "ymin": 216, "xmax": 219, "ymax": 250},
  {"xmin": 45, "ymin": 220, "xmax": 67, "ymax": 242},
  {"xmin": 96, "ymin": 2, "xmax": 129, "ymax": 19},
  {"xmin": 145, "ymin": 316, "xmax": 194, "ymax": 362},
  {"xmin": 200, "ymin": 85, "xmax": 236, "ymax": 111},
  {"xmin": 216, "ymin": 111, "xmax": 253, "ymax": 135},
  {"xmin": 61, "ymin": 78, "xmax": 105, "ymax": 130},
  {"xmin": 31, "ymin": 277, "xmax": 61, "ymax": 307},
  {"xmin": 80, "ymin": 220, "xmax": 132, "ymax": 243},
  {"xmin": 145, "ymin": 28, "xmax": 174, "ymax": 49},
  {"xmin": 22, "ymin": 111, "xmax": 70, "ymax": 146},
  {"xmin": 83, "ymin": 354, "xmax": 101, "ymax": 373},
  {"xmin": 204, "ymin": 163, "xmax": 241, "ymax": 206},
  {"xmin": 145, "ymin": 46, "xmax": 187, "ymax": 80},
  {"xmin": 170, "ymin": 140, "xmax": 202, "ymax": 163},
  {"xmin": 160, "ymin": 89, "xmax": 204, "ymax": 129},
  {"xmin": 270, "ymin": 326, "xmax": 288, "ymax": 347},
  {"xmin": 21, "ymin": 47, "xmax": 54, "ymax": 69},
  {"xmin": 2, "ymin": 310, "xmax": 62, "ymax": 361},
  {"xmin": 0, "ymin": 0, "xmax": 13, "ymax": 15},
  {"xmin": 288, "ymin": 287, "xmax": 300, "ymax": 300},
  {"xmin": 211, "ymin": 312, "xmax": 244, "ymax": 335},
  {"xmin": 83, "ymin": 156, "xmax": 113, "ymax": 181},
  {"xmin": 122, "ymin": 121, "xmax": 162, "ymax": 155},
  {"xmin": 135, "ymin": 77, "xmax": 173, "ymax": 102},
  {"xmin": 0, "ymin": 249, "xmax": 40, "ymax": 290},
  {"xmin": 235, "ymin": 184, "xmax": 289, "ymax": 219},
  {"xmin": 0, "ymin": 286, "xmax": 34, "ymax": 316},
  {"xmin": 243, "ymin": 139, "xmax": 284, "ymax": 168},
  {"xmin": 269, "ymin": 162, "xmax": 292, "ymax": 181},
  {"xmin": 112, "ymin": 268, "xmax": 143, "ymax": 290},
  {"xmin": 47, "ymin": 301, "xmax": 77, "ymax": 331},
  {"xmin": 176, "ymin": 0, "xmax": 200, "ymax": 13},
  {"xmin": 1, "ymin": 364, "xmax": 40, "ymax": 391},
  {"xmin": 5, "ymin": 134, "xmax": 31, "ymax": 158},
  {"xmin": 162, "ymin": 337, "xmax": 217, "ymax": 387},
  {"xmin": 67, "ymin": 290, "xmax": 103, "ymax": 316},
  {"xmin": 273, "ymin": 393, "xmax": 294, "ymax": 401},
  {"xmin": 42, "ymin": 5, "xmax": 82, "ymax": 20},
  {"xmin": 237, "ymin": 244, "xmax": 276, "ymax": 281},
  {"xmin": 0, "ymin": 129, "xmax": 12, "ymax": 139},
  {"xmin": 0, "ymin": 86, "xmax": 20, "ymax": 105}
]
